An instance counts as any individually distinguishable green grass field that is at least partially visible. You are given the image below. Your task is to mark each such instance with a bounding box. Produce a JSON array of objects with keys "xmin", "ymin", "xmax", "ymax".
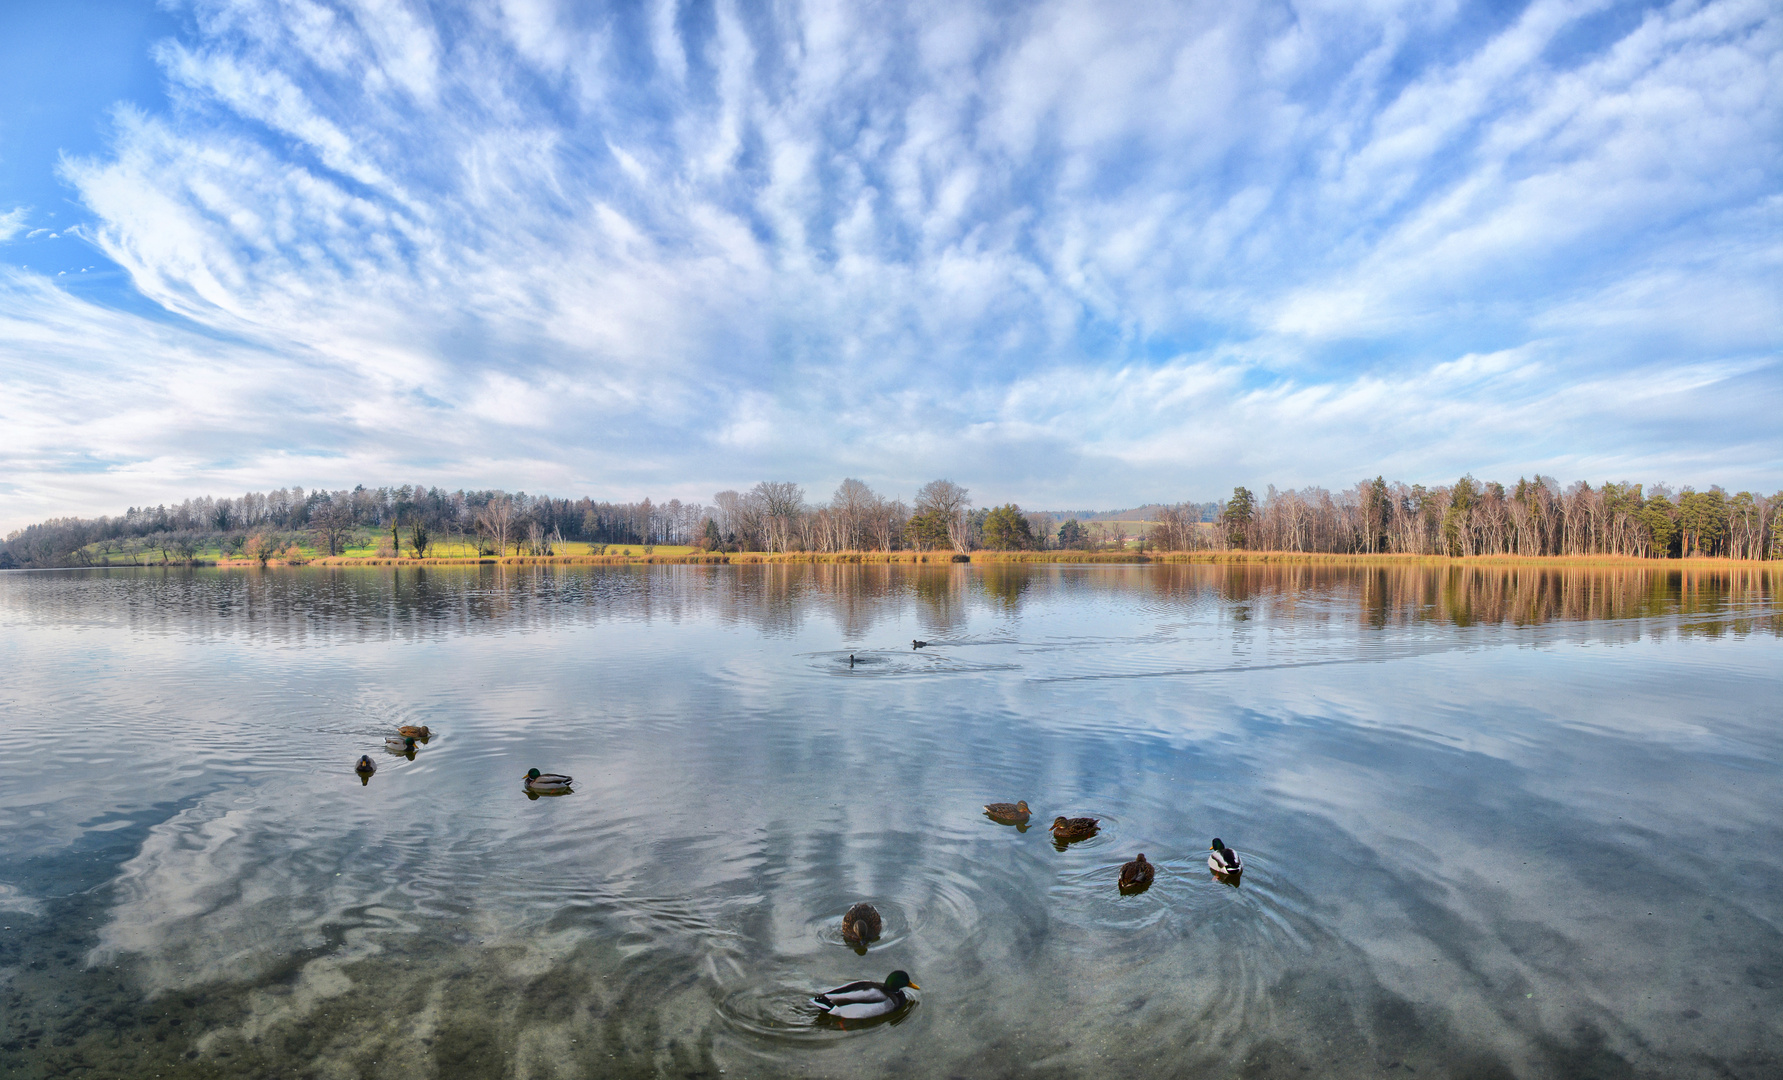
[{"xmin": 79, "ymin": 533, "xmax": 701, "ymax": 565}]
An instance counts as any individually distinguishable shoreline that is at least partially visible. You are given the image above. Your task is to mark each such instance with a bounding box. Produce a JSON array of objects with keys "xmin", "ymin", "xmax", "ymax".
[{"xmin": 70, "ymin": 551, "xmax": 1783, "ymax": 570}]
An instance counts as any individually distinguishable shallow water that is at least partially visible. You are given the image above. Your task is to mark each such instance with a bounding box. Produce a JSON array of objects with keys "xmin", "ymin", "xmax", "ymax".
[{"xmin": 0, "ymin": 563, "xmax": 1779, "ymax": 1078}]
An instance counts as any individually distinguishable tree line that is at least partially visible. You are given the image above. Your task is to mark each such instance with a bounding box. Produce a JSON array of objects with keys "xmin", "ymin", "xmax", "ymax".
[
  {"xmin": 1212, "ymin": 477, "xmax": 1781, "ymax": 559},
  {"xmin": 2, "ymin": 474, "xmax": 1778, "ymax": 569}
]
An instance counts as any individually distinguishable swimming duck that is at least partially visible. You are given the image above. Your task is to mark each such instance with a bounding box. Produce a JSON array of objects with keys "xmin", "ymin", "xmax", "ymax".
[
  {"xmin": 840, "ymin": 903, "xmax": 882, "ymax": 946},
  {"xmin": 397, "ymin": 725, "xmax": 431, "ymax": 741},
  {"xmin": 1050, "ymin": 816, "xmax": 1100, "ymax": 843},
  {"xmin": 523, "ymin": 768, "xmax": 573, "ymax": 793},
  {"xmin": 385, "ymin": 735, "xmax": 417, "ymax": 754},
  {"xmin": 355, "ymin": 755, "xmax": 377, "ymax": 779},
  {"xmin": 1119, "ymin": 853, "xmax": 1155, "ymax": 892},
  {"xmin": 911, "ymin": 640, "xmax": 928, "ymax": 649},
  {"xmin": 983, "ymin": 800, "xmax": 1031, "ymax": 825},
  {"xmin": 812, "ymin": 970, "xmax": 919, "ymax": 1021},
  {"xmin": 1209, "ymin": 838, "xmax": 1243, "ymax": 875}
]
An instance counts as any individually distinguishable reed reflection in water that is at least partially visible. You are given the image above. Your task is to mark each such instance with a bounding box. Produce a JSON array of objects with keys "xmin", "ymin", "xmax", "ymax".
[{"xmin": 0, "ymin": 562, "xmax": 1777, "ymax": 1080}]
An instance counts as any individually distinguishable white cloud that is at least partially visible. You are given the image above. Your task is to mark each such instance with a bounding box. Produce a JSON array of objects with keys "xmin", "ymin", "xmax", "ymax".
[{"xmin": 2, "ymin": 0, "xmax": 1780, "ymax": 532}]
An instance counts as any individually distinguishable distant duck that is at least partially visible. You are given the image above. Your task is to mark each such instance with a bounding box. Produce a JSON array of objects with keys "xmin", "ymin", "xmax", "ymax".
[
  {"xmin": 840, "ymin": 903, "xmax": 883, "ymax": 946},
  {"xmin": 1119, "ymin": 853, "xmax": 1155, "ymax": 892},
  {"xmin": 849, "ymin": 654, "xmax": 857, "ymax": 666},
  {"xmin": 354, "ymin": 755, "xmax": 377, "ymax": 782},
  {"xmin": 386, "ymin": 735, "xmax": 417, "ymax": 755},
  {"xmin": 397, "ymin": 725, "xmax": 431, "ymax": 741},
  {"xmin": 523, "ymin": 768, "xmax": 573, "ymax": 794},
  {"xmin": 1051, "ymin": 816, "xmax": 1100, "ymax": 843},
  {"xmin": 911, "ymin": 640, "xmax": 928, "ymax": 649},
  {"xmin": 983, "ymin": 800, "xmax": 1031, "ymax": 825},
  {"xmin": 1209, "ymin": 838, "xmax": 1243, "ymax": 875},
  {"xmin": 812, "ymin": 970, "xmax": 919, "ymax": 1022}
]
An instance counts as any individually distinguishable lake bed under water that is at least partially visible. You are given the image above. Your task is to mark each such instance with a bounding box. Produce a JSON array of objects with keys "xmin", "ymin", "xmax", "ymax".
[{"xmin": 0, "ymin": 563, "xmax": 1778, "ymax": 1078}]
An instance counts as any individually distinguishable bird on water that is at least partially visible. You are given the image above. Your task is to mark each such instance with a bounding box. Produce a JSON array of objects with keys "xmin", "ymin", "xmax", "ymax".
[
  {"xmin": 523, "ymin": 768, "xmax": 573, "ymax": 793},
  {"xmin": 1050, "ymin": 816, "xmax": 1100, "ymax": 842},
  {"xmin": 812, "ymin": 970, "xmax": 919, "ymax": 1023},
  {"xmin": 840, "ymin": 902, "xmax": 882, "ymax": 946},
  {"xmin": 983, "ymin": 800, "xmax": 1031, "ymax": 825},
  {"xmin": 1119, "ymin": 853, "xmax": 1155, "ymax": 892},
  {"xmin": 1209, "ymin": 838, "xmax": 1243, "ymax": 875}
]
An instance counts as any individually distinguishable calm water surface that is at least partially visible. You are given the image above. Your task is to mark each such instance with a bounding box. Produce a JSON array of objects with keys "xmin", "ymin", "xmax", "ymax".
[{"xmin": 0, "ymin": 563, "xmax": 1779, "ymax": 1079}]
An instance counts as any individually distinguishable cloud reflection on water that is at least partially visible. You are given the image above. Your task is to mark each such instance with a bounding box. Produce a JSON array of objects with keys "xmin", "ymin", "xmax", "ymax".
[{"xmin": 0, "ymin": 563, "xmax": 1778, "ymax": 1077}]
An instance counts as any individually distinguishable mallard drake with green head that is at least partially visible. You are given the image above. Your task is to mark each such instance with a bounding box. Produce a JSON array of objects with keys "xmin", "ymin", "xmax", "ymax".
[
  {"xmin": 354, "ymin": 755, "xmax": 377, "ymax": 777},
  {"xmin": 1209, "ymin": 838, "xmax": 1243, "ymax": 875},
  {"xmin": 840, "ymin": 902, "xmax": 882, "ymax": 946},
  {"xmin": 983, "ymin": 800, "xmax": 1030, "ymax": 825},
  {"xmin": 812, "ymin": 970, "xmax": 919, "ymax": 1021},
  {"xmin": 385, "ymin": 735, "xmax": 417, "ymax": 755},
  {"xmin": 523, "ymin": 768, "xmax": 573, "ymax": 793},
  {"xmin": 1050, "ymin": 816, "xmax": 1099, "ymax": 842},
  {"xmin": 1119, "ymin": 853, "xmax": 1155, "ymax": 891}
]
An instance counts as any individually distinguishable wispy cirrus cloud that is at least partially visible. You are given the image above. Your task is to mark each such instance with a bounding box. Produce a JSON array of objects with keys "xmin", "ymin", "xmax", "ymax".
[{"xmin": 0, "ymin": 0, "xmax": 1778, "ymax": 530}]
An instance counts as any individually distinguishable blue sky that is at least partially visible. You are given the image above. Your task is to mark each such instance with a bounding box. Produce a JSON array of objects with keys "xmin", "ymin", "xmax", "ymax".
[{"xmin": 1, "ymin": 0, "xmax": 1778, "ymax": 530}]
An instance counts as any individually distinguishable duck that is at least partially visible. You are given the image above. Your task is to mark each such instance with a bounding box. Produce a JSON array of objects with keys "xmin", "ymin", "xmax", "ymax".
[
  {"xmin": 385, "ymin": 735, "xmax": 417, "ymax": 754},
  {"xmin": 840, "ymin": 903, "xmax": 882, "ymax": 946},
  {"xmin": 1209, "ymin": 838, "xmax": 1243, "ymax": 875},
  {"xmin": 983, "ymin": 800, "xmax": 1031, "ymax": 825},
  {"xmin": 523, "ymin": 768, "xmax": 574, "ymax": 793},
  {"xmin": 812, "ymin": 970, "xmax": 919, "ymax": 1022},
  {"xmin": 911, "ymin": 640, "xmax": 928, "ymax": 649},
  {"xmin": 354, "ymin": 755, "xmax": 377, "ymax": 779},
  {"xmin": 397, "ymin": 725, "xmax": 431, "ymax": 741},
  {"xmin": 1119, "ymin": 853, "xmax": 1155, "ymax": 891},
  {"xmin": 1050, "ymin": 816, "xmax": 1100, "ymax": 843}
]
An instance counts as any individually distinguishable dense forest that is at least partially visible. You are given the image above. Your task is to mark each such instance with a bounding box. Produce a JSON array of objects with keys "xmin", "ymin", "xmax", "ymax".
[{"xmin": 1, "ymin": 474, "xmax": 1778, "ymax": 569}]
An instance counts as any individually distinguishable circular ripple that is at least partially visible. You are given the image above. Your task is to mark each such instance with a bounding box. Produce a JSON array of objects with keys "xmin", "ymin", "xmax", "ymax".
[
  {"xmin": 716, "ymin": 980, "xmax": 911, "ymax": 1044},
  {"xmin": 802, "ymin": 649, "xmax": 1020, "ymax": 678}
]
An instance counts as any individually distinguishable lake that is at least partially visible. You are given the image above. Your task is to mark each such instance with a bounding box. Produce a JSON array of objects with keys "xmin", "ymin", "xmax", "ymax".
[{"xmin": 1, "ymin": 563, "xmax": 1778, "ymax": 1078}]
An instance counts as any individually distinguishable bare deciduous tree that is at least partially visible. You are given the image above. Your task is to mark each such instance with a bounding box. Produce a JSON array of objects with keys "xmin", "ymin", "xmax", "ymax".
[
  {"xmin": 313, "ymin": 500, "xmax": 353, "ymax": 557},
  {"xmin": 914, "ymin": 479, "xmax": 971, "ymax": 553},
  {"xmin": 752, "ymin": 481, "xmax": 805, "ymax": 553},
  {"xmin": 1151, "ymin": 504, "xmax": 1204, "ymax": 551},
  {"xmin": 475, "ymin": 496, "xmax": 515, "ymax": 556}
]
